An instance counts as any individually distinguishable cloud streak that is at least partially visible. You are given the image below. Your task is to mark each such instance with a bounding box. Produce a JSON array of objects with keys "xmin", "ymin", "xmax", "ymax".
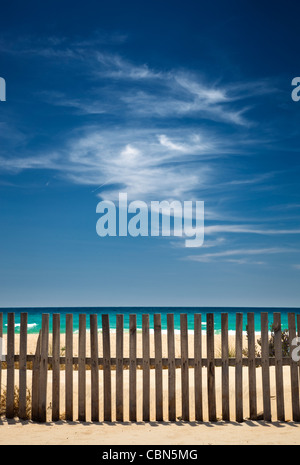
[
  {"xmin": 205, "ymin": 224, "xmax": 300, "ymax": 235},
  {"xmin": 188, "ymin": 247, "xmax": 296, "ymax": 263},
  {"xmin": 0, "ymin": 34, "xmax": 274, "ymax": 127}
]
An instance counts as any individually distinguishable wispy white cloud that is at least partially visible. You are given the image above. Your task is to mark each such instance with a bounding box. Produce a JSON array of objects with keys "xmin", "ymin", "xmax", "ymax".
[
  {"xmin": 38, "ymin": 91, "xmax": 108, "ymax": 115},
  {"xmin": 0, "ymin": 124, "xmax": 228, "ymax": 200},
  {"xmin": 188, "ymin": 247, "xmax": 295, "ymax": 263},
  {"xmin": 0, "ymin": 32, "xmax": 128, "ymax": 57},
  {"xmin": 170, "ymin": 236, "xmax": 226, "ymax": 249},
  {"xmin": 0, "ymin": 152, "xmax": 59, "ymax": 171},
  {"xmin": 95, "ymin": 52, "xmax": 161, "ymax": 80},
  {"xmin": 205, "ymin": 224, "xmax": 300, "ymax": 235},
  {"xmin": 226, "ymin": 259, "xmax": 266, "ymax": 265},
  {"xmin": 62, "ymin": 128, "xmax": 213, "ymax": 200},
  {"xmin": 224, "ymin": 172, "xmax": 276, "ymax": 186},
  {"xmin": 1, "ymin": 34, "xmax": 273, "ymax": 127},
  {"xmin": 267, "ymin": 203, "xmax": 300, "ymax": 211}
]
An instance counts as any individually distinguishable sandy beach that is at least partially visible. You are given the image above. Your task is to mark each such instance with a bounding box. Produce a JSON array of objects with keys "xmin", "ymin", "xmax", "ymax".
[
  {"xmin": 0, "ymin": 332, "xmax": 299, "ymax": 444},
  {"xmin": 0, "ymin": 417, "xmax": 299, "ymax": 445}
]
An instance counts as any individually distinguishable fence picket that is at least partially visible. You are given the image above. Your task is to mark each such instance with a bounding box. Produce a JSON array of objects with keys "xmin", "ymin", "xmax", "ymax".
[
  {"xmin": 78, "ymin": 314, "xmax": 86, "ymax": 422},
  {"xmin": 6, "ymin": 313, "xmax": 15, "ymax": 419},
  {"xmin": 247, "ymin": 313, "xmax": 257, "ymax": 420},
  {"xmin": 0, "ymin": 313, "xmax": 2, "ymax": 401},
  {"xmin": 194, "ymin": 314, "xmax": 202, "ymax": 422},
  {"xmin": 167, "ymin": 314, "xmax": 176, "ymax": 422},
  {"xmin": 102, "ymin": 314, "xmax": 111, "ymax": 422},
  {"xmin": 260, "ymin": 312, "xmax": 271, "ymax": 421},
  {"xmin": 297, "ymin": 315, "xmax": 300, "ymax": 391},
  {"xmin": 288, "ymin": 313, "xmax": 300, "ymax": 421},
  {"xmin": 274, "ymin": 312, "xmax": 285, "ymax": 421},
  {"xmin": 129, "ymin": 314, "xmax": 137, "ymax": 422},
  {"xmin": 154, "ymin": 314, "xmax": 163, "ymax": 421},
  {"xmin": 235, "ymin": 313, "xmax": 243, "ymax": 422},
  {"xmin": 19, "ymin": 313, "xmax": 28, "ymax": 420},
  {"xmin": 65, "ymin": 314, "xmax": 73, "ymax": 421},
  {"xmin": 142, "ymin": 314, "xmax": 150, "ymax": 422},
  {"xmin": 181, "ymin": 314, "xmax": 189, "ymax": 421},
  {"xmin": 52, "ymin": 314, "xmax": 60, "ymax": 422},
  {"xmin": 207, "ymin": 313, "xmax": 216, "ymax": 422},
  {"xmin": 38, "ymin": 314, "xmax": 49, "ymax": 422},
  {"xmin": 90, "ymin": 314, "xmax": 99, "ymax": 422},
  {"xmin": 221, "ymin": 313, "xmax": 229, "ymax": 421},
  {"xmin": 116, "ymin": 314, "xmax": 124, "ymax": 422}
]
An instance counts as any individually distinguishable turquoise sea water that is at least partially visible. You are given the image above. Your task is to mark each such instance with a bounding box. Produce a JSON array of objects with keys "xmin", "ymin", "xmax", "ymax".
[{"xmin": 0, "ymin": 307, "xmax": 299, "ymax": 334}]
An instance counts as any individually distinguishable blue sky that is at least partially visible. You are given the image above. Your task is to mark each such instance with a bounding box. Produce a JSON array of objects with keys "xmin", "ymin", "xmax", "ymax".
[{"xmin": 0, "ymin": 0, "xmax": 300, "ymax": 307}]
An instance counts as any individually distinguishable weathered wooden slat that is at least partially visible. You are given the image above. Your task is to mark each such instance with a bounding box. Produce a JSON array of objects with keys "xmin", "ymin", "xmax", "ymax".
[
  {"xmin": 78, "ymin": 314, "xmax": 86, "ymax": 422},
  {"xmin": 19, "ymin": 313, "xmax": 28, "ymax": 419},
  {"xmin": 235, "ymin": 313, "xmax": 243, "ymax": 422},
  {"xmin": 221, "ymin": 313, "xmax": 229, "ymax": 421},
  {"xmin": 207, "ymin": 313, "xmax": 216, "ymax": 422},
  {"xmin": 116, "ymin": 314, "xmax": 124, "ymax": 422},
  {"xmin": 194, "ymin": 314, "xmax": 202, "ymax": 422},
  {"xmin": 298, "ymin": 314, "xmax": 300, "ymax": 382},
  {"xmin": 288, "ymin": 313, "xmax": 300, "ymax": 422},
  {"xmin": 52, "ymin": 314, "xmax": 60, "ymax": 421},
  {"xmin": 154, "ymin": 313, "xmax": 163, "ymax": 421},
  {"xmin": 129, "ymin": 314, "xmax": 137, "ymax": 422},
  {"xmin": 247, "ymin": 313, "xmax": 257, "ymax": 420},
  {"xmin": 142, "ymin": 314, "xmax": 150, "ymax": 422},
  {"xmin": 167, "ymin": 314, "xmax": 176, "ymax": 422},
  {"xmin": 180, "ymin": 313, "xmax": 189, "ymax": 421},
  {"xmin": 9, "ymin": 354, "xmax": 297, "ymax": 367},
  {"xmin": 0, "ymin": 313, "xmax": 2, "ymax": 399},
  {"xmin": 6, "ymin": 313, "xmax": 15, "ymax": 419},
  {"xmin": 274, "ymin": 312, "xmax": 285, "ymax": 422},
  {"xmin": 90, "ymin": 314, "xmax": 99, "ymax": 422},
  {"xmin": 38, "ymin": 314, "xmax": 49, "ymax": 422},
  {"xmin": 102, "ymin": 314, "xmax": 111, "ymax": 422},
  {"xmin": 260, "ymin": 312, "xmax": 271, "ymax": 421},
  {"xmin": 65, "ymin": 314, "xmax": 73, "ymax": 421},
  {"xmin": 31, "ymin": 331, "xmax": 41, "ymax": 421}
]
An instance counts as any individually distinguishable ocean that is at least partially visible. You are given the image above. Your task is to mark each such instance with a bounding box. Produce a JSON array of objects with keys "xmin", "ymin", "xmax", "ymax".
[{"xmin": 0, "ymin": 307, "xmax": 299, "ymax": 335}]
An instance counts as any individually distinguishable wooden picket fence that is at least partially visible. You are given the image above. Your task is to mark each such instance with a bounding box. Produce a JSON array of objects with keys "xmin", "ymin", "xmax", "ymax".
[{"xmin": 0, "ymin": 312, "xmax": 300, "ymax": 423}]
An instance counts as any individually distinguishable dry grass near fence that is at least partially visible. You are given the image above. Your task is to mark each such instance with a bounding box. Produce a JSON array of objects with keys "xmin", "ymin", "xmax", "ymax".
[
  {"xmin": 0, "ymin": 386, "xmax": 31, "ymax": 419},
  {"xmin": 216, "ymin": 343, "xmax": 236, "ymax": 358}
]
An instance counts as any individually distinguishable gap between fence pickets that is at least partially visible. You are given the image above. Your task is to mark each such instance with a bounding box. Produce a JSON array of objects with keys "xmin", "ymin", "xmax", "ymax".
[{"xmin": 1, "ymin": 311, "xmax": 300, "ymax": 424}]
